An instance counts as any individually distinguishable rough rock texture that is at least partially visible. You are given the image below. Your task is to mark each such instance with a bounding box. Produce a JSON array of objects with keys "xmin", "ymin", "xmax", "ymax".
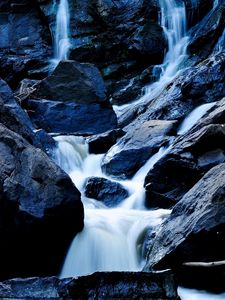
[
  {"xmin": 119, "ymin": 51, "xmax": 225, "ymax": 131},
  {"xmin": 145, "ymin": 163, "xmax": 225, "ymax": 271},
  {"xmin": 27, "ymin": 99, "xmax": 117, "ymax": 135},
  {"xmin": 102, "ymin": 120, "xmax": 177, "ymax": 179},
  {"xmin": 0, "ymin": 78, "xmax": 55, "ymax": 152},
  {"xmin": 144, "ymin": 121, "xmax": 225, "ymax": 206},
  {"xmin": 87, "ymin": 129, "xmax": 124, "ymax": 154},
  {"xmin": 184, "ymin": 0, "xmax": 213, "ymax": 28},
  {"xmin": 0, "ymin": 124, "xmax": 84, "ymax": 279},
  {"xmin": 68, "ymin": 0, "xmax": 166, "ymax": 67},
  {"xmin": 32, "ymin": 61, "xmax": 107, "ymax": 104},
  {"xmin": 0, "ymin": 271, "xmax": 180, "ymax": 299},
  {"xmin": 84, "ymin": 177, "xmax": 129, "ymax": 207},
  {"xmin": 0, "ymin": 0, "xmax": 51, "ymax": 88},
  {"xmin": 188, "ymin": 1, "xmax": 225, "ymax": 60}
]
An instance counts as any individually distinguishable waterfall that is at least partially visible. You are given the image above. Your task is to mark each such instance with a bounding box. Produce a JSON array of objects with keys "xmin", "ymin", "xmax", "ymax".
[
  {"xmin": 114, "ymin": 0, "xmax": 188, "ymax": 115},
  {"xmin": 53, "ymin": 136, "xmax": 171, "ymax": 278},
  {"xmin": 144, "ymin": 0, "xmax": 188, "ymax": 96},
  {"xmin": 177, "ymin": 102, "xmax": 216, "ymax": 135},
  {"xmin": 51, "ymin": 1, "xmax": 221, "ymax": 299},
  {"xmin": 53, "ymin": 0, "xmax": 71, "ymax": 62}
]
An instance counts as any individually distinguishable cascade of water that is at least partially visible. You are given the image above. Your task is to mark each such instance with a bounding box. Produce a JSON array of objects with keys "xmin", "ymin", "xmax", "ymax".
[
  {"xmin": 53, "ymin": 0, "xmax": 71, "ymax": 62},
  {"xmin": 51, "ymin": 3, "xmax": 221, "ymax": 298},
  {"xmin": 114, "ymin": 0, "xmax": 188, "ymax": 115},
  {"xmin": 53, "ymin": 136, "xmax": 171, "ymax": 278},
  {"xmin": 177, "ymin": 102, "xmax": 216, "ymax": 135}
]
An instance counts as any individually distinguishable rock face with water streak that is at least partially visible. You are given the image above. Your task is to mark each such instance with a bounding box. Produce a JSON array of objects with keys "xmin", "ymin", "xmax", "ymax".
[
  {"xmin": 144, "ymin": 99, "xmax": 225, "ymax": 207},
  {"xmin": 102, "ymin": 120, "xmax": 177, "ymax": 179},
  {"xmin": 0, "ymin": 124, "xmax": 84, "ymax": 279},
  {"xmin": 145, "ymin": 163, "xmax": 225, "ymax": 275},
  {"xmin": 0, "ymin": 271, "xmax": 180, "ymax": 299}
]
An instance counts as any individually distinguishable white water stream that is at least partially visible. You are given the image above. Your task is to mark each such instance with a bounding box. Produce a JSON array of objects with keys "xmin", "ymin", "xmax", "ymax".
[
  {"xmin": 51, "ymin": 1, "xmax": 223, "ymax": 299},
  {"xmin": 53, "ymin": 0, "xmax": 71, "ymax": 63},
  {"xmin": 54, "ymin": 136, "xmax": 171, "ymax": 278},
  {"xmin": 114, "ymin": 0, "xmax": 188, "ymax": 115}
]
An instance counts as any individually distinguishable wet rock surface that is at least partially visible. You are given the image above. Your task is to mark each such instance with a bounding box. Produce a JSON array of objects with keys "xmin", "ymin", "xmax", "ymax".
[
  {"xmin": 102, "ymin": 120, "xmax": 177, "ymax": 179},
  {"xmin": 0, "ymin": 271, "xmax": 180, "ymax": 299},
  {"xmin": 87, "ymin": 129, "xmax": 124, "ymax": 154},
  {"xmin": 84, "ymin": 177, "xmax": 129, "ymax": 207},
  {"xmin": 27, "ymin": 99, "xmax": 117, "ymax": 135},
  {"xmin": 144, "ymin": 102, "xmax": 225, "ymax": 206},
  {"xmin": 145, "ymin": 163, "xmax": 225, "ymax": 273},
  {"xmin": 32, "ymin": 61, "xmax": 107, "ymax": 104}
]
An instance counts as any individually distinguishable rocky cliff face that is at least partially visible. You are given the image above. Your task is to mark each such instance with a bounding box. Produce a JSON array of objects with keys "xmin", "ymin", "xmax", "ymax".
[{"xmin": 0, "ymin": 0, "xmax": 225, "ymax": 294}]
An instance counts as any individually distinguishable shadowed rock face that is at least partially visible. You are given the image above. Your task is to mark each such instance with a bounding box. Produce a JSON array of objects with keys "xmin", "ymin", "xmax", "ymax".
[
  {"xmin": 27, "ymin": 99, "xmax": 117, "ymax": 135},
  {"xmin": 84, "ymin": 177, "xmax": 129, "ymax": 207},
  {"xmin": 102, "ymin": 120, "xmax": 177, "ymax": 179},
  {"xmin": 31, "ymin": 61, "xmax": 107, "ymax": 104},
  {"xmin": 145, "ymin": 163, "xmax": 225, "ymax": 272},
  {"xmin": 143, "ymin": 98, "xmax": 225, "ymax": 209},
  {"xmin": 0, "ymin": 78, "xmax": 55, "ymax": 152},
  {"xmin": 0, "ymin": 271, "xmax": 180, "ymax": 299},
  {"xmin": 0, "ymin": 124, "xmax": 84, "ymax": 280}
]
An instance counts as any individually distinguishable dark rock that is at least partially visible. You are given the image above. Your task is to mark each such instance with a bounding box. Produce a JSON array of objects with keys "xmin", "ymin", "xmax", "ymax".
[
  {"xmin": 0, "ymin": 1, "xmax": 51, "ymax": 56},
  {"xmin": 144, "ymin": 123, "xmax": 225, "ymax": 206},
  {"xmin": 0, "ymin": 277, "xmax": 70, "ymax": 299},
  {"xmin": 87, "ymin": 129, "xmax": 124, "ymax": 154},
  {"xmin": 69, "ymin": 0, "xmax": 166, "ymax": 67},
  {"xmin": 0, "ymin": 0, "xmax": 51, "ymax": 88},
  {"xmin": 0, "ymin": 271, "xmax": 179, "ymax": 299},
  {"xmin": 177, "ymin": 261, "xmax": 225, "ymax": 293},
  {"xmin": 188, "ymin": 2, "xmax": 225, "ymax": 60},
  {"xmin": 184, "ymin": 0, "xmax": 213, "ymax": 28},
  {"xmin": 66, "ymin": 271, "xmax": 179, "ymax": 300},
  {"xmin": 0, "ymin": 78, "xmax": 55, "ymax": 152},
  {"xmin": 84, "ymin": 177, "xmax": 129, "ymax": 207},
  {"xmin": 32, "ymin": 60, "xmax": 107, "ymax": 104},
  {"xmin": 27, "ymin": 99, "xmax": 117, "ymax": 135},
  {"xmin": 144, "ymin": 163, "xmax": 225, "ymax": 275},
  {"xmin": 120, "ymin": 51, "xmax": 225, "ymax": 131},
  {"xmin": 0, "ymin": 124, "xmax": 84, "ymax": 279},
  {"xmin": 102, "ymin": 120, "xmax": 177, "ymax": 179}
]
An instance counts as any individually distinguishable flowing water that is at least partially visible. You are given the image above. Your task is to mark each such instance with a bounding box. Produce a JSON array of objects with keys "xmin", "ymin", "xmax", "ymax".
[
  {"xmin": 53, "ymin": 0, "xmax": 71, "ymax": 63},
  {"xmin": 52, "ymin": 1, "xmax": 222, "ymax": 299},
  {"xmin": 177, "ymin": 102, "xmax": 216, "ymax": 135},
  {"xmin": 54, "ymin": 136, "xmax": 171, "ymax": 278},
  {"xmin": 114, "ymin": 0, "xmax": 188, "ymax": 115}
]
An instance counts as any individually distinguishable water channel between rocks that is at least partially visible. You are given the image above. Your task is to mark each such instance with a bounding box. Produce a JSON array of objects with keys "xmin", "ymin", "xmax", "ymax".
[{"xmin": 51, "ymin": 0, "xmax": 224, "ymax": 299}]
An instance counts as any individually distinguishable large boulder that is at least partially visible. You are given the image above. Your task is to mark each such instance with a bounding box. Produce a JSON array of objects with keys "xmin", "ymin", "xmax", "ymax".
[
  {"xmin": 84, "ymin": 177, "xmax": 129, "ymax": 207},
  {"xmin": 0, "ymin": 124, "xmax": 84, "ymax": 279},
  {"xmin": 0, "ymin": 271, "xmax": 179, "ymax": 299},
  {"xmin": 145, "ymin": 163, "xmax": 225, "ymax": 273},
  {"xmin": 32, "ymin": 61, "xmax": 107, "ymax": 104},
  {"xmin": 27, "ymin": 99, "xmax": 117, "ymax": 135},
  {"xmin": 102, "ymin": 120, "xmax": 177, "ymax": 179}
]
